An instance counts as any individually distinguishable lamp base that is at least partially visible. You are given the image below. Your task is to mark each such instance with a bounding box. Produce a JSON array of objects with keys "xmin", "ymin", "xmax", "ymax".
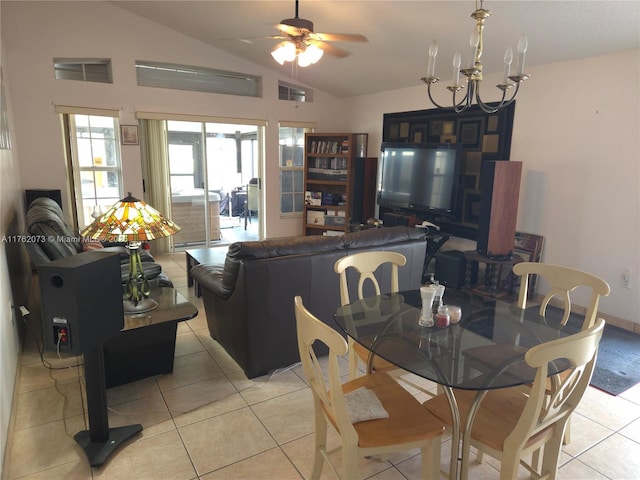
[{"xmin": 123, "ymin": 298, "xmax": 158, "ymax": 314}]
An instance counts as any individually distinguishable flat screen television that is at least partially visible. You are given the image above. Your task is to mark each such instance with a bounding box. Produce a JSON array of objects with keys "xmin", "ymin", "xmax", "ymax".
[{"xmin": 377, "ymin": 142, "xmax": 462, "ymax": 219}]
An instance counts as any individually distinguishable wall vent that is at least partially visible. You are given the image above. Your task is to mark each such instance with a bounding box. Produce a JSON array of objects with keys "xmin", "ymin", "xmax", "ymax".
[
  {"xmin": 53, "ymin": 59, "xmax": 112, "ymax": 83},
  {"xmin": 136, "ymin": 61, "xmax": 261, "ymax": 97}
]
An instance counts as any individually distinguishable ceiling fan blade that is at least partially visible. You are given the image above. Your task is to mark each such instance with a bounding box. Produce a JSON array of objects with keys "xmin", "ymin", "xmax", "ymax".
[
  {"xmin": 312, "ymin": 32, "xmax": 368, "ymax": 43},
  {"xmin": 276, "ymin": 23, "xmax": 309, "ymax": 37},
  {"xmin": 236, "ymin": 35, "xmax": 287, "ymax": 44},
  {"xmin": 314, "ymin": 41, "xmax": 351, "ymax": 58}
]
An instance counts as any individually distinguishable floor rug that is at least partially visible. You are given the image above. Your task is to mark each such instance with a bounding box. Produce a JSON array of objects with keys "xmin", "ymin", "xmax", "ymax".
[{"xmin": 559, "ymin": 311, "xmax": 640, "ymax": 396}]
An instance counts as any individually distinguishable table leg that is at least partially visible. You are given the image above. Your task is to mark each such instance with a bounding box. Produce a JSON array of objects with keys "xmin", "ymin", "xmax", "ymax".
[
  {"xmin": 442, "ymin": 386, "xmax": 461, "ymax": 480},
  {"xmin": 186, "ymin": 252, "xmax": 194, "ymax": 288},
  {"xmin": 460, "ymin": 390, "xmax": 489, "ymax": 480}
]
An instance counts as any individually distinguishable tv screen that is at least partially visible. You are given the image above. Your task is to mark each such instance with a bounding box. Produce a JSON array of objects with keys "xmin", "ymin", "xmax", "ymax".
[{"xmin": 377, "ymin": 143, "xmax": 461, "ymax": 218}]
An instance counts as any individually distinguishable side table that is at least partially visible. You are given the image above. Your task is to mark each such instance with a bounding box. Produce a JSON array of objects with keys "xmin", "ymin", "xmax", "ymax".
[
  {"xmin": 102, "ymin": 287, "xmax": 198, "ymax": 388},
  {"xmin": 185, "ymin": 246, "xmax": 229, "ymax": 297},
  {"xmin": 463, "ymin": 250, "xmax": 523, "ymax": 299}
]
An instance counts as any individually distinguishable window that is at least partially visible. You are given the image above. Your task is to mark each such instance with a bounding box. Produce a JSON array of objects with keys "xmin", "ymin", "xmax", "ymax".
[
  {"xmin": 278, "ymin": 123, "xmax": 314, "ymax": 214},
  {"xmin": 278, "ymin": 81, "xmax": 313, "ymax": 102},
  {"xmin": 53, "ymin": 58, "xmax": 112, "ymax": 83},
  {"xmin": 136, "ymin": 61, "xmax": 261, "ymax": 97},
  {"xmin": 64, "ymin": 113, "xmax": 123, "ymax": 229}
]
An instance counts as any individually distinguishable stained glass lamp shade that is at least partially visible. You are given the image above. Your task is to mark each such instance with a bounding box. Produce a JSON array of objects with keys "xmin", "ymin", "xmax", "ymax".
[{"xmin": 80, "ymin": 194, "xmax": 180, "ymax": 313}]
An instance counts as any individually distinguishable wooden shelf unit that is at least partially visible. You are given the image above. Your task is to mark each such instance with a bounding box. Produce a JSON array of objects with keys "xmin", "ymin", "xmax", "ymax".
[{"xmin": 303, "ymin": 132, "xmax": 365, "ymax": 236}]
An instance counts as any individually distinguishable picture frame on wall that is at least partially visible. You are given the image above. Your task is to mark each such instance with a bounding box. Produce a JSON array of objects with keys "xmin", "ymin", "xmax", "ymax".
[
  {"xmin": 121, "ymin": 125, "xmax": 139, "ymax": 145},
  {"xmin": 512, "ymin": 232, "xmax": 545, "ymax": 298}
]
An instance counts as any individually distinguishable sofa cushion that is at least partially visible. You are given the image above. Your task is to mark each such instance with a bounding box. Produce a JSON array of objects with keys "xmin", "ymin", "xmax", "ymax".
[
  {"xmin": 227, "ymin": 234, "xmax": 344, "ymax": 261},
  {"xmin": 342, "ymin": 225, "xmax": 425, "ymax": 248}
]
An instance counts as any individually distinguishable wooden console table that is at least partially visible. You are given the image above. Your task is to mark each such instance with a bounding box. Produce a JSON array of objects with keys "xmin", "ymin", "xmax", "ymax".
[
  {"xmin": 463, "ymin": 250, "xmax": 523, "ymax": 299},
  {"xmin": 102, "ymin": 287, "xmax": 198, "ymax": 388}
]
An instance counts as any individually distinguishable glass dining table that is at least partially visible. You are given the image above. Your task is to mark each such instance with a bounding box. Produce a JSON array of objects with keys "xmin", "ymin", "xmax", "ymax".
[{"xmin": 334, "ymin": 289, "xmax": 570, "ymax": 480}]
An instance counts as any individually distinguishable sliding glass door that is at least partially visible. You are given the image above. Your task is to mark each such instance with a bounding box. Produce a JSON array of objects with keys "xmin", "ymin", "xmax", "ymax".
[{"xmin": 166, "ymin": 120, "xmax": 262, "ymax": 248}]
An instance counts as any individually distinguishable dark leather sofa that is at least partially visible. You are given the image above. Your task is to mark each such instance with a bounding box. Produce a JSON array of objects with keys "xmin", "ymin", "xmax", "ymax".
[
  {"xmin": 24, "ymin": 197, "xmax": 171, "ymax": 287},
  {"xmin": 190, "ymin": 226, "xmax": 427, "ymax": 378}
]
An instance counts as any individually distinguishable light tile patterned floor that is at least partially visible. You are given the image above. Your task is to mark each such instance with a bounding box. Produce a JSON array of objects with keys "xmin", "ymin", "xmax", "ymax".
[{"xmin": 4, "ymin": 252, "xmax": 640, "ymax": 479}]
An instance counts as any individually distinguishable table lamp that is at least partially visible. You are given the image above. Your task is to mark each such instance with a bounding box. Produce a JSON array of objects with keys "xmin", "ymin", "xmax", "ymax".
[{"xmin": 80, "ymin": 193, "xmax": 180, "ymax": 314}]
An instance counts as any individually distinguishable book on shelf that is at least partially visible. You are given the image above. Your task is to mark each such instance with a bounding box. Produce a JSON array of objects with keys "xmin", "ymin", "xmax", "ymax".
[
  {"xmin": 306, "ymin": 210, "xmax": 325, "ymax": 225},
  {"xmin": 310, "ymin": 140, "xmax": 346, "ymax": 155},
  {"xmin": 304, "ymin": 191, "xmax": 322, "ymax": 206}
]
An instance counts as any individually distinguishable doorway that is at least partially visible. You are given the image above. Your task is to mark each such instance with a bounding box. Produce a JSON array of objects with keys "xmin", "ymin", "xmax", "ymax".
[{"xmin": 166, "ymin": 120, "xmax": 262, "ymax": 248}]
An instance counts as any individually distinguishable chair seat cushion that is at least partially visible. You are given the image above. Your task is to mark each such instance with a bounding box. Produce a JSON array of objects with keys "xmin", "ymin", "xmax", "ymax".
[
  {"xmin": 424, "ymin": 388, "xmax": 549, "ymax": 452},
  {"xmin": 344, "ymin": 372, "xmax": 444, "ymax": 449}
]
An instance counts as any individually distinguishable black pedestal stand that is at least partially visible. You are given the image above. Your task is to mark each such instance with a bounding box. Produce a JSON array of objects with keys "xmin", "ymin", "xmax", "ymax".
[{"xmin": 74, "ymin": 342, "xmax": 142, "ymax": 467}]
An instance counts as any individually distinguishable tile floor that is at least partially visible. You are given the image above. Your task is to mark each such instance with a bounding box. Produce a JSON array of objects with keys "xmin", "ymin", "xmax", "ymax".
[{"xmin": 4, "ymin": 252, "xmax": 640, "ymax": 480}]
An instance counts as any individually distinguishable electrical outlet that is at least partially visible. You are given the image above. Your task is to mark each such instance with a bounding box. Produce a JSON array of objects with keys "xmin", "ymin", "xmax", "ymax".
[{"xmin": 623, "ymin": 269, "xmax": 631, "ymax": 289}]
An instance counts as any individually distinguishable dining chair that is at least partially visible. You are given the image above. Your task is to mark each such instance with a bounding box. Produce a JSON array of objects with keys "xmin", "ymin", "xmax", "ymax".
[
  {"xmin": 334, "ymin": 251, "xmax": 407, "ymax": 380},
  {"xmin": 513, "ymin": 262, "xmax": 611, "ymax": 329},
  {"xmin": 335, "ymin": 251, "xmax": 436, "ymax": 398},
  {"xmin": 463, "ymin": 262, "xmax": 610, "ymax": 444},
  {"xmin": 424, "ymin": 318, "xmax": 605, "ymax": 480},
  {"xmin": 293, "ymin": 296, "xmax": 444, "ymax": 480}
]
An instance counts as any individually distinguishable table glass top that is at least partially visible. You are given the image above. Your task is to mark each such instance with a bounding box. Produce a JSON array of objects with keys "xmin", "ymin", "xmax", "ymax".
[
  {"xmin": 334, "ymin": 289, "xmax": 570, "ymax": 390},
  {"xmin": 124, "ymin": 287, "xmax": 198, "ymax": 330}
]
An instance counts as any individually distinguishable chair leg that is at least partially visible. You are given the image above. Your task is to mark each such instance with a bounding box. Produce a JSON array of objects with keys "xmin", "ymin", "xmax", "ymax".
[
  {"xmin": 563, "ymin": 417, "xmax": 571, "ymax": 445},
  {"xmin": 311, "ymin": 410, "xmax": 327, "ymax": 480},
  {"xmin": 421, "ymin": 438, "xmax": 441, "ymax": 480},
  {"xmin": 342, "ymin": 444, "xmax": 359, "ymax": 480}
]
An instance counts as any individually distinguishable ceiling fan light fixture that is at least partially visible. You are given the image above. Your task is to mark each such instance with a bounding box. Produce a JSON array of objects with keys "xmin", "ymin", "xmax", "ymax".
[
  {"xmin": 298, "ymin": 43, "xmax": 323, "ymax": 67},
  {"xmin": 271, "ymin": 42, "xmax": 297, "ymax": 65}
]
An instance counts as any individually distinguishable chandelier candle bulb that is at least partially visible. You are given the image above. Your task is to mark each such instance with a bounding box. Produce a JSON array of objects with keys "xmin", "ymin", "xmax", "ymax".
[
  {"xmin": 503, "ymin": 47, "xmax": 513, "ymax": 84},
  {"xmin": 468, "ymin": 30, "xmax": 480, "ymax": 68},
  {"xmin": 516, "ymin": 34, "xmax": 528, "ymax": 75},
  {"xmin": 427, "ymin": 39, "xmax": 438, "ymax": 78},
  {"xmin": 452, "ymin": 52, "xmax": 462, "ymax": 86}
]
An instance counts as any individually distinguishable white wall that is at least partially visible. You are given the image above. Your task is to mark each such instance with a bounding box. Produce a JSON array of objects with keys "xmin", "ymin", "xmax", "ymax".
[
  {"xmin": 1, "ymin": 1, "xmax": 348, "ymax": 240},
  {"xmin": 0, "ymin": 36, "xmax": 26, "ymax": 472},
  {"xmin": 344, "ymin": 49, "xmax": 640, "ymax": 326}
]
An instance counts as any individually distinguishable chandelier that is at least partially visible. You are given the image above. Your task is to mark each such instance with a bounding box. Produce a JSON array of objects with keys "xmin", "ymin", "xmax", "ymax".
[
  {"xmin": 421, "ymin": 0, "xmax": 529, "ymax": 114},
  {"xmin": 271, "ymin": 41, "xmax": 324, "ymax": 67}
]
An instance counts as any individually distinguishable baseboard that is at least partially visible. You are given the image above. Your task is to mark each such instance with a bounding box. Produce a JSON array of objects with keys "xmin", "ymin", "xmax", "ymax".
[{"xmin": 535, "ymin": 294, "xmax": 639, "ymax": 335}]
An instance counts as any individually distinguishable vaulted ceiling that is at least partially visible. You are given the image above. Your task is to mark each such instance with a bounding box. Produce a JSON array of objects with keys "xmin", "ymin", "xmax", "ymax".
[{"xmin": 112, "ymin": 1, "xmax": 640, "ymax": 98}]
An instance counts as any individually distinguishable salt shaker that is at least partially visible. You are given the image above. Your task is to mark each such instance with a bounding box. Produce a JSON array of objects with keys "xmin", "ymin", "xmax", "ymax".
[
  {"xmin": 419, "ymin": 285, "xmax": 436, "ymax": 327},
  {"xmin": 432, "ymin": 283, "xmax": 446, "ymax": 314}
]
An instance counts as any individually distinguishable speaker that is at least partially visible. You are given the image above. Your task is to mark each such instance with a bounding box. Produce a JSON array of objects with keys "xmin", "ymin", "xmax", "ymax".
[
  {"xmin": 435, "ymin": 250, "xmax": 467, "ymax": 289},
  {"xmin": 25, "ymin": 189, "xmax": 62, "ymax": 210},
  {"xmin": 476, "ymin": 161, "xmax": 522, "ymax": 258},
  {"xmin": 39, "ymin": 251, "xmax": 124, "ymax": 355},
  {"xmin": 382, "ymin": 212, "xmax": 419, "ymax": 227}
]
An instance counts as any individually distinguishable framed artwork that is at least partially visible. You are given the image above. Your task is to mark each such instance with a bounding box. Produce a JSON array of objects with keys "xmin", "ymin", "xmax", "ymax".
[
  {"xmin": 121, "ymin": 125, "xmax": 139, "ymax": 145},
  {"xmin": 512, "ymin": 232, "xmax": 545, "ymax": 299},
  {"xmin": 459, "ymin": 120, "xmax": 481, "ymax": 147},
  {"xmin": 410, "ymin": 124, "xmax": 426, "ymax": 143}
]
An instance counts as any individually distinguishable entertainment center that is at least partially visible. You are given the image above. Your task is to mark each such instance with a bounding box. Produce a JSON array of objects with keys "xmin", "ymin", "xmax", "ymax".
[{"xmin": 378, "ymin": 103, "xmax": 520, "ymax": 258}]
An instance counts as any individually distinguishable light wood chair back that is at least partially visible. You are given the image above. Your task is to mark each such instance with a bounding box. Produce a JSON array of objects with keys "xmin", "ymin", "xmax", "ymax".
[
  {"xmin": 294, "ymin": 296, "xmax": 444, "ymax": 480},
  {"xmin": 425, "ymin": 318, "xmax": 605, "ymax": 480},
  {"xmin": 334, "ymin": 251, "xmax": 406, "ymax": 380},
  {"xmin": 513, "ymin": 262, "xmax": 610, "ymax": 329}
]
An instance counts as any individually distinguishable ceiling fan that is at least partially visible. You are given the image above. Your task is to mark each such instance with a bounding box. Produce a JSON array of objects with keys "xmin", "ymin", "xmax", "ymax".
[{"xmin": 267, "ymin": 0, "xmax": 368, "ymax": 67}]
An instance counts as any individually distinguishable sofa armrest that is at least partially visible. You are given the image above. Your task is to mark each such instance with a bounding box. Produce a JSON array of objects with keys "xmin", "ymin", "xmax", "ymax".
[{"xmin": 191, "ymin": 264, "xmax": 232, "ymax": 299}]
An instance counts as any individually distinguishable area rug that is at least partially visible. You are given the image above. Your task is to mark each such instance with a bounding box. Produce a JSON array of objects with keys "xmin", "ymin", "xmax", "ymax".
[{"xmin": 560, "ymin": 311, "xmax": 640, "ymax": 396}]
